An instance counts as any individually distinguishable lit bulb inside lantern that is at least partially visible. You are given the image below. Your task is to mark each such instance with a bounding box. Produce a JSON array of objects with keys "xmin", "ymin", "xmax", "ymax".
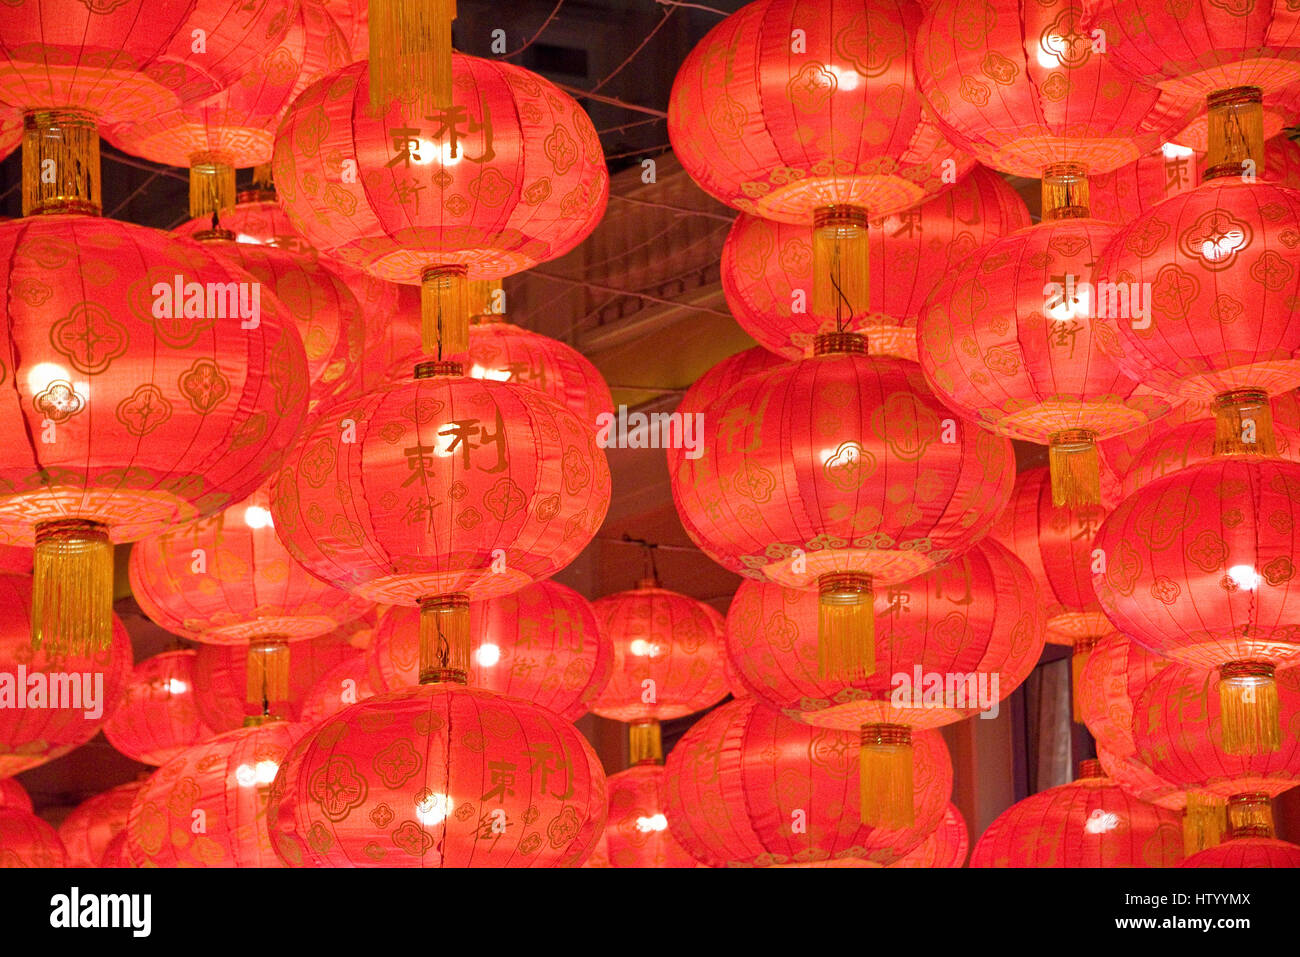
[
  {"xmin": 1047, "ymin": 285, "xmax": 1091, "ymax": 322},
  {"xmin": 1084, "ymin": 808, "xmax": 1120, "ymax": 834},
  {"xmin": 1201, "ymin": 228, "xmax": 1247, "ymax": 262},
  {"xmin": 475, "ymin": 642, "xmax": 501, "ymax": 667},
  {"xmin": 1228, "ymin": 564, "xmax": 1260, "ymax": 590},
  {"xmin": 470, "ymin": 364, "xmax": 512, "ymax": 382},
  {"xmin": 235, "ymin": 760, "xmax": 279, "ymax": 788},
  {"xmin": 635, "ymin": 813, "xmax": 668, "ymax": 833},
  {"xmin": 827, "ymin": 66, "xmax": 859, "ymax": 91},
  {"xmin": 1037, "ymin": 37, "xmax": 1067, "ymax": 68},
  {"xmin": 26, "ymin": 362, "xmax": 88, "ymax": 403},
  {"xmin": 243, "ymin": 505, "xmax": 274, "ymax": 529},
  {"xmin": 235, "ymin": 233, "xmax": 264, "ymax": 244},
  {"xmin": 410, "ymin": 139, "xmax": 463, "ymax": 167},
  {"xmin": 1161, "ymin": 142, "xmax": 1195, "ymax": 160},
  {"xmin": 415, "ymin": 791, "xmax": 454, "ymax": 825},
  {"xmin": 167, "ymin": 678, "xmax": 188, "ymax": 695},
  {"xmin": 629, "ymin": 638, "xmax": 662, "ymax": 658}
]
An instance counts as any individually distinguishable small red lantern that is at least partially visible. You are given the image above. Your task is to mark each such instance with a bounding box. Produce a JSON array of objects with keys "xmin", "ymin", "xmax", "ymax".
[
  {"xmin": 970, "ymin": 760, "xmax": 1184, "ymax": 867},
  {"xmin": 599, "ymin": 765, "xmax": 703, "ymax": 869},
  {"xmin": 103, "ymin": 650, "xmax": 217, "ymax": 766},
  {"xmin": 0, "ymin": 777, "xmax": 31, "ymax": 812},
  {"xmin": 888, "ymin": 802, "xmax": 968, "ymax": 868},
  {"xmin": 0, "ymin": 807, "xmax": 67, "ymax": 867},
  {"xmin": 124, "ymin": 720, "xmax": 304, "ymax": 867},
  {"xmin": 58, "ymin": 781, "xmax": 144, "ymax": 868}
]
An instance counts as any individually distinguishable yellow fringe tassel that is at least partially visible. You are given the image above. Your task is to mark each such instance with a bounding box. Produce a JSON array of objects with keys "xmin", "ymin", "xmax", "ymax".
[
  {"xmin": 189, "ymin": 150, "xmax": 236, "ymax": 220},
  {"xmin": 1218, "ymin": 661, "xmax": 1281, "ymax": 755},
  {"xmin": 468, "ymin": 278, "xmax": 505, "ymax": 322},
  {"xmin": 245, "ymin": 637, "xmax": 291, "ymax": 708},
  {"xmin": 1040, "ymin": 162, "xmax": 1091, "ymax": 220},
  {"xmin": 1049, "ymin": 429, "xmax": 1101, "ymax": 508},
  {"xmin": 1212, "ymin": 389, "xmax": 1276, "ymax": 456},
  {"xmin": 817, "ymin": 573, "xmax": 875, "ymax": 681},
  {"xmin": 418, "ymin": 595, "xmax": 470, "ymax": 684},
  {"xmin": 859, "ymin": 724, "xmax": 913, "ymax": 828},
  {"xmin": 1204, "ymin": 87, "xmax": 1265, "ymax": 181},
  {"xmin": 368, "ymin": 0, "xmax": 457, "ymax": 116},
  {"xmin": 629, "ymin": 719, "xmax": 663, "ymax": 766},
  {"xmin": 1071, "ymin": 636, "xmax": 1098, "ymax": 724},
  {"xmin": 32, "ymin": 520, "xmax": 113, "ymax": 655},
  {"xmin": 812, "ymin": 205, "xmax": 869, "ymax": 330},
  {"xmin": 421, "ymin": 265, "xmax": 469, "ymax": 355},
  {"xmin": 22, "ymin": 109, "xmax": 101, "ymax": 217},
  {"xmin": 1182, "ymin": 792, "xmax": 1227, "ymax": 854}
]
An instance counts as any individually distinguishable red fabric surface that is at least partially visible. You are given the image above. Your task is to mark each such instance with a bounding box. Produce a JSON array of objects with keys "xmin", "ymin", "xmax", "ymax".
[
  {"xmin": 1181, "ymin": 836, "xmax": 1300, "ymax": 867},
  {"xmin": 58, "ymin": 780, "xmax": 144, "ymax": 868},
  {"xmin": 103, "ymin": 650, "xmax": 217, "ymax": 766},
  {"xmin": 0, "ymin": 807, "xmax": 67, "ymax": 867},
  {"xmin": 889, "ymin": 801, "xmax": 968, "ymax": 867}
]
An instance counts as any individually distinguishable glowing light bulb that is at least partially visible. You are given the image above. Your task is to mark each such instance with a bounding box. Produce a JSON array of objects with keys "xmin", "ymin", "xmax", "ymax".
[
  {"xmin": 1202, "ymin": 229, "xmax": 1246, "ymax": 262},
  {"xmin": 475, "ymin": 642, "xmax": 501, "ymax": 668},
  {"xmin": 1228, "ymin": 564, "xmax": 1260, "ymax": 590},
  {"xmin": 1048, "ymin": 285, "xmax": 1092, "ymax": 322},
  {"xmin": 635, "ymin": 813, "xmax": 668, "ymax": 833},
  {"xmin": 1084, "ymin": 808, "xmax": 1120, "ymax": 834},
  {"xmin": 1037, "ymin": 37, "xmax": 1067, "ymax": 68},
  {"xmin": 243, "ymin": 505, "xmax": 274, "ymax": 529},
  {"xmin": 410, "ymin": 139, "xmax": 463, "ymax": 167},
  {"xmin": 167, "ymin": 679, "xmax": 188, "ymax": 695},
  {"xmin": 234, "ymin": 232, "xmax": 265, "ymax": 245},
  {"xmin": 1161, "ymin": 142, "xmax": 1195, "ymax": 160},
  {"xmin": 416, "ymin": 791, "xmax": 454, "ymax": 826},
  {"xmin": 828, "ymin": 66, "xmax": 859, "ymax": 91},
  {"xmin": 255, "ymin": 760, "xmax": 279, "ymax": 785},
  {"xmin": 235, "ymin": 764, "xmax": 257, "ymax": 787},
  {"xmin": 470, "ymin": 364, "xmax": 512, "ymax": 382},
  {"xmin": 629, "ymin": 638, "xmax": 662, "ymax": 658}
]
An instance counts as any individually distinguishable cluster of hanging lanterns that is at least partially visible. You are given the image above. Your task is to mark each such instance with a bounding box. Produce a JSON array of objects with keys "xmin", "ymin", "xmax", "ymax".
[{"xmin": 1, "ymin": 0, "xmax": 1298, "ymax": 872}]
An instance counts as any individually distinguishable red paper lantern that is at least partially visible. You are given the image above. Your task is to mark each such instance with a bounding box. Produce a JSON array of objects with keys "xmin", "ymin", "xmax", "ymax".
[
  {"xmin": 370, "ymin": 579, "xmax": 612, "ymax": 721},
  {"xmin": 268, "ymin": 683, "xmax": 606, "ymax": 867},
  {"xmin": 664, "ymin": 698, "xmax": 953, "ymax": 867},
  {"xmin": 1089, "ymin": 143, "xmax": 1206, "ymax": 225},
  {"xmin": 299, "ymin": 650, "xmax": 378, "ymax": 725},
  {"xmin": 721, "ymin": 166, "xmax": 1031, "ymax": 362},
  {"xmin": 0, "ymin": 215, "xmax": 308, "ymax": 655},
  {"xmin": 669, "ymin": 0, "xmax": 972, "ymax": 222},
  {"xmin": 1094, "ymin": 457, "xmax": 1300, "ymax": 753},
  {"xmin": 673, "ymin": 344, "xmax": 1016, "ymax": 679},
  {"xmin": 58, "ymin": 781, "xmax": 144, "ymax": 868},
  {"xmin": 971, "ymin": 760, "xmax": 1184, "ymax": 867},
  {"xmin": 600, "ymin": 765, "xmax": 702, "ymax": 869},
  {"xmin": 272, "ymin": 56, "xmax": 608, "ymax": 354},
  {"xmin": 103, "ymin": 650, "xmax": 217, "ymax": 766},
  {"xmin": 101, "ymin": 831, "xmax": 129, "ymax": 869},
  {"xmin": 0, "ymin": 111, "xmax": 19, "ymax": 163},
  {"xmin": 0, "ymin": 572, "xmax": 131, "ymax": 778},
  {"xmin": 0, "ymin": 807, "xmax": 67, "ymax": 867},
  {"xmin": 1078, "ymin": 633, "xmax": 1171, "ymax": 760},
  {"xmin": 1183, "ymin": 837, "xmax": 1300, "ymax": 868},
  {"xmin": 124, "ymin": 720, "xmax": 304, "ymax": 867},
  {"xmin": 916, "ymin": 0, "xmax": 1197, "ymax": 177},
  {"xmin": 1096, "ymin": 746, "xmax": 1183, "ymax": 811},
  {"xmin": 889, "ymin": 802, "xmax": 968, "ymax": 868},
  {"xmin": 0, "ymin": 777, "xmax": 31, "ymax": 812}
]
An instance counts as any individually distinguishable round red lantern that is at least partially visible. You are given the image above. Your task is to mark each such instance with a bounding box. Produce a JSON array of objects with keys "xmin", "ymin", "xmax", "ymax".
[
  {"xmin": 273, "ymin": 55, "xmax": 609, "ymax": 354},
  {"xmin": 664, "ymin": 698, "xmax": 953, "ymax": 867},
  {"xmin": 58, "ymin": 780, "xmax": 144, "ymax": 868},
  {"xmin": 0, "ymin": 777, "xmax": 31, "ymax": 811},
  {"xmin": 721, "ymin": 166, "xmax": 1031, "ymax": 362},
  {"xmin": 1094, "ymin": 457, "xmax": 1300, "ymax": 753},
  {"xmin": 103, "ymin": 650, "xmax": 217, "ymax": 766},
  {"xmin": 1089, "ymin": 143, "xmax": 1205, "ymax": 225},
  {"xmin": 673, "ymin": 341, "xmax": 1017, "ymax": 679},
  {"xmin": 725, "ymin": 540, "xmax": 1043, "ymax": 825},
  {"xmin": 124, "ymin": 719, "xmax": 304, "ymax": 867},
  {"xmin": 100, "ymin": 831, "xmax": 129, "ymax": 869},
  {"xmin": 600, "ymin": 765, "xmax": 702, "ymax": 869},
  {"xmin": 0, "ymin": 215, "xmax": 308, "ymax": 654},
  {"xmin": 299, "ymin": 650, "xmax": 378, "ymax": 725},
  {"xmin": 369, "ymin": 579, "xmax": 612, "ymax": 721},
  {"xmin": 268, "ymin": 683, "xmax": 606, "ymax": 867},
  {"xmin": 916, "ymin": 0, "xmax": 1197, "ymax": 177},
  {"xmin": 888, "ymin": 802, "xmax": 968, "ymax": 868},
  {"xmin": 1077, "ymin": 633, "xmax": 1171, "ymax": 761},
  {"xmin": 1096, "ymin": 746, "xmax": 1184, "ymax": 812},
  {"xmin": 269, "ymin": 365, "xmax": 611, "ymax": 679},
  {"xmin": 0, "ymin": 572, "xmax": 131, "ymax": 778},
  {"xmin": 0, "ymin": 807, "xmax": 67, "ymax": 867},
  {"xmin": 971, "ymin": 760, "xmax": 1184, "ymax": 867}
]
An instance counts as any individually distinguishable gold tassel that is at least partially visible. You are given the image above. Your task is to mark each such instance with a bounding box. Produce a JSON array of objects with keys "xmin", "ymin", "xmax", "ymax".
[
  {"xmin": 468, "ymin": 278, "xmax": 504, "ymax": 322},
  {"xmin": 1071, "ymin": 636, "xmax": 1098, "ymax": 724},
  {"xmin": 1204, "ymin": 87, "xmax": 1265, "ymax": 181},
  {"xmin": 22, "ymin": 109, "xmax": 101, "ymax": 216},
  {"xmin": 251, "ymin": 162, "xmax": 274, "ymax": 189},
  {"xmin": 1212, "ymin": 389, "xmax": 1276, "ymax": 456},
  {"xmin": 859, "ymin": 724, "xmax": 912, "ymax": 828},
  {"xmin": 1040, "ymin": 162, "xmax": 1090, "ymax": 220},
  {"xmin": 1048, "ymin": 429, "xmax": 1101, "ymax": 507},
  {"xmin": 368, "ymin": 0, "xmax": 457, "ymax": 116},
  {"xmin": 421, "ymin": 265, "xmax": 469, "ymax": 355},
  {"xmin": 812, "ymin": 205, "xmax": 869, "ymax": 331},
  {"xmin": 1182, "ymin": 792, "xmax": 1227, "ymax": 854},
  {"xmin": 1226, "ymin": 792, "xmax": 1274, "ymax": 839},
  {"xmin": 245, "ymin": 637, "xmax": 291, "ymax": 709},
  {"xmin": 32, "ymin": 520, "xmax": 113, "ymax": 655},
  {"xmin": 418, "ymin": 595, "xmax": 470, "ymax": 684},
  {"xmin": 629, "ymin": 719, "xmax": 663, "ymax": 766},
  {"xmin": 1218, "ymin": 661, "xmax": 1281, "ymax": 755},
  {"xmin": 1077, "ymin": 758, "xmax": 1104, "ymax": 779},
  {"xmin": 189, "ymin": 150, "xmax": 236, "ymax": 220},
  {"xmin": 817, "ymin": 573, "xmax": 874, "ymax": 681}
]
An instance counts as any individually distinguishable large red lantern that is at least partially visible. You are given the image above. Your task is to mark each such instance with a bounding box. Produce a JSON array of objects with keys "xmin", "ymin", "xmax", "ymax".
[
  {"xmin": 721, "ymin": 166, "xmax": 1030, "ymax": 361},
  {"xmin": 58, "ymin": 781, "xmax": 144, "ymax": 868},
  {"xmin": 268, "ymin": 683, "xmax": 606, "ymax": 867},
  {"xmin": 103, "ymin": 650, "xmax": 217, "ymax": 766},
  {"xmin": 369, "ymin": 579, "xmax": 612, "ymax": 721},
  {"xmin": 590, "ymin": 580, "xmax": 728, "ymax": 762},
  {"xmin": 599, "ymin": 765, "xmax": 703, "ymax": 869},
  {"xmin": 0, "ymin": 572, "xmax": 131, "ymax": 778},
  {"xmin": 124, "ymin": 720, "xmax": 304, "ymax": 867},
  {"xmin": 664, "ymin": 698, "xmax": 953, "ymax": 867},
  {"xmin": 273, "ymin": 55, "xmax": 608, "ymax": 354},
  {"xmin": 673, "ymin": 341, "xmax": 1016, "ymax": 679},
  {"xmin": 1094, "ymin": 458, "xmax": 1300, "ymax": 754},
  {"xmin": 725, "ymin": 540, "xmax": 1043, "ymax": 825},
  {"xmin": 889, "ymin": 802, "xmax": 968, "ymax": 868},
  {"xmin": 916, "ymin": 0, "xmax": 1197, "ymax": 177},
  {"xmin": 0, "ymin": 807, "xmax": 67, "ymax": 867},
  {"xmin": 970, "ymin": 760, "xmax": 1184, "ymax": 867},
  {"xmin": 0, "ymin": 215, "xmax": 308, "ymax": 654}
]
